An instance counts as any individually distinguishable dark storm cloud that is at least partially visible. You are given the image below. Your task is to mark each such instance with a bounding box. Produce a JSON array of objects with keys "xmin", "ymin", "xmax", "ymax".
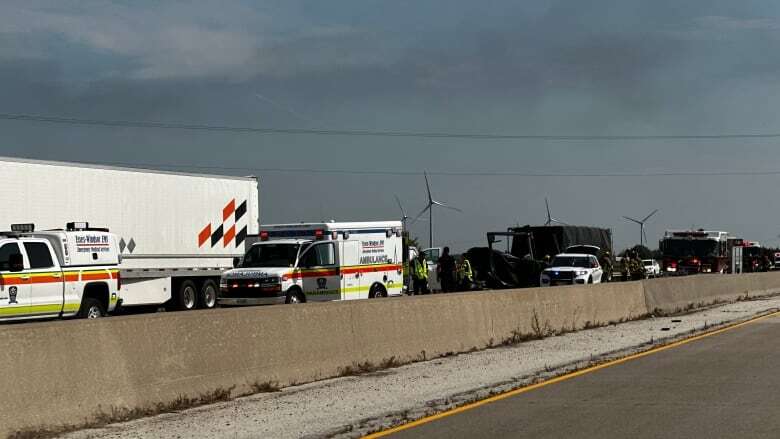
[{"xmin": 3, "ymin": 1, "xmax": 780, "ymax": 250}]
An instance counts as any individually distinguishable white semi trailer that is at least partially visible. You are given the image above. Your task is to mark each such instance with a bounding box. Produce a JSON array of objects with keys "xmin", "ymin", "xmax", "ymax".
[{"xmin": 0, "ymin": 156, "xmax": 259, "ymax": 311}]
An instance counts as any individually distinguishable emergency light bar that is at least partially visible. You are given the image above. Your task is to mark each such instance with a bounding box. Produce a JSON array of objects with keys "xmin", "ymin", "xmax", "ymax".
[
  {"xmin": 67, "ymin": 222, "xmax": 89, "ymax": 231},
  {"xmin": 315, "ymin": 229, "xmax": 325, "ymax": 240},
  {"xmin": 259, "ymin": 231, "xmax": 269, "ymax": 241},
  {"xmin": 10, "ymin": 223, "xmax": 34, "ymax": 233}
]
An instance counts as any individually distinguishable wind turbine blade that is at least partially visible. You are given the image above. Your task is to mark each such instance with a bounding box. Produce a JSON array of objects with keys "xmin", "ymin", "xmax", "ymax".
[
  {"xmin": 411, "ymin": 205, "xmax": 432, "ymax": 224},
  {"xmin": 623, "ymin": 216, "xmax": 642, "ymax": 225},
  {"xmin": 642, "ymin": 209, "xmax": 659, "ymax": 223},
  {"xmin": 394, "ymin": 195, "xmax": 407, "ymax": 218},
  {"xmin": 545, "ymin": 198, "xmax": 552, "ymax": 222},
  {"xmin": 424, "ymin": 171, "xmax": 433, "ymax": 202},
  {"xmin": 432, "ymin": 199, "xmax": 463, "ymax": 213}
]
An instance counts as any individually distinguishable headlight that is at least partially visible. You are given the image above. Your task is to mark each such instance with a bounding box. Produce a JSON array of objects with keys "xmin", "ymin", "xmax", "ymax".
[{"xmin": 576, "ymin": 270, "xmax": 588, "ymax": 276}]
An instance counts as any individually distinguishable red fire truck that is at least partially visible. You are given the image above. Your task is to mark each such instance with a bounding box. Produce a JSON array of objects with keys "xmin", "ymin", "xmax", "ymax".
[{"xmin": 660, "ymin": 229, "xmax": 730, "ymax": 275}]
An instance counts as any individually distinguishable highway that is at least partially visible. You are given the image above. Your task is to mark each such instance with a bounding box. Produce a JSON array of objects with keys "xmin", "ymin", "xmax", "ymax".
[{"xmin": 384, "ymin": 313, "xmax": 780, "ymax": 439}]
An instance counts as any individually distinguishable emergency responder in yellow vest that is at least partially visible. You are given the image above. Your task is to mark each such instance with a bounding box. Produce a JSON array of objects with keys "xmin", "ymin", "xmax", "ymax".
[
  {"xmin": 457, "ymin": 254, "xmax": 474, "ymax": 291},
  {"xmin": 412, "ymin": 252, "xmax": 430, "ymax": 295}
]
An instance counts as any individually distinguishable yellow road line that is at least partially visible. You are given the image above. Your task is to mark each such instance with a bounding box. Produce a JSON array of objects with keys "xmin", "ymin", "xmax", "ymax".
[{"xmin": 364, "ymin": 309, "xmax": 780, "ymax": 438}]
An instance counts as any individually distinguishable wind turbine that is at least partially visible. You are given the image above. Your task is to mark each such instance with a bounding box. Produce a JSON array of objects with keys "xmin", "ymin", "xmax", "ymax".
[
  {"xmin": 394, "ymin": 195, "xmax": 410, "ymax": 230},
  {"xmin": 623, "ymin": 209, "xmax": 659, "ymax": 247},
  {"xmin": 544, "ymin": 198, "xmax": 568, "ymax": 226},
  {"xmin": 411, "ymin": 172, "xmax": 461, "ymax": 249}
]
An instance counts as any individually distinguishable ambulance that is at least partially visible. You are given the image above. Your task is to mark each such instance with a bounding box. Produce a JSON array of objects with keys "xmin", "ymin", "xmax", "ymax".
[{"xmin": 219, "ymin": 221, "xmax": 403, "ymax": 305}]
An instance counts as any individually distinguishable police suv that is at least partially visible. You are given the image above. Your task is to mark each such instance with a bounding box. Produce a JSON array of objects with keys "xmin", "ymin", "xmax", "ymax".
[
  {"xmin": 219, "ymin": 221, "xmax": 403, "ymax": 305},
  {"xmin": 540, "ymin": 253, "xmax": 604, "ymax": 287},
  {"xmin": 0, "ymin": 223, "xmax": 121, "ymax": 321}
]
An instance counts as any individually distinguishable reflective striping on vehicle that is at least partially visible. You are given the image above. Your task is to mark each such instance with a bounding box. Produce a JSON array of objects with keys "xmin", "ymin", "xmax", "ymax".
[
  {"xmin": 341, "ymin": 264, "xmax": 402, "ymax": 274},
  {"xmin": 1, "ymin": 269, "xmax": 117, "ymax": 285},
  {"xmin": 285, "ymin": 264, "xmax": 403, "ymax": 280},
  {"xmin": 0, "ymin": 304, "xmax": 72, "ymax": 316}
]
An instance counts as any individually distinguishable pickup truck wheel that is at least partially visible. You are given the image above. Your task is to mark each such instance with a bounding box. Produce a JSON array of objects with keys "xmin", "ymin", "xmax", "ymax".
[
  {"xmin": 176, "ymin": 280, "xmax": 198, "ymax": 311},
  {"xmin": 79, "ymin": 298, "xmax": 105, "ymax": 319},
  {"xmin": 588, "ymin": 276, "xmax": 593, "ymax": 284},
  {"xmin": 199, "ymin": 280, "xmax": 218, "ymax": 309}
]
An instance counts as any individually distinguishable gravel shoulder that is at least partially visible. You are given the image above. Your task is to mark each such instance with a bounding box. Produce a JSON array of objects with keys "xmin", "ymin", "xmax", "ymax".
[{"xmin": 64, "ymin": 296, "xmax": 780, "ymax": 439}]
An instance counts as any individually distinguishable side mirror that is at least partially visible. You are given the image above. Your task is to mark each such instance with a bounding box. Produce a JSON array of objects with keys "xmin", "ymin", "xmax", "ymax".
[
  {"xmin": 233, "ymin": 257, "xmax": 241, "ymax": 268},
  {"xmin": 9, "ymin": 254, "xmax": 24, "ymax": 272}
]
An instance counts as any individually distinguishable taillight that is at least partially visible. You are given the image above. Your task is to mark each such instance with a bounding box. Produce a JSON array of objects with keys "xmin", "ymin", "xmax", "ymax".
[
  {"xmin": 116, "ymin": 271, "xmax": 121, "ymax": 291},
  {"xmin": 260, "ymin": 231, "xmax": 269, "ymax": 241}
]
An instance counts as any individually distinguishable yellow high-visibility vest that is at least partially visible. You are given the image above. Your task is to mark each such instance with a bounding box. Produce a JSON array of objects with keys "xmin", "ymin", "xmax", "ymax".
[{"xmin": 413, "ymin": 258, "xmax": 428, "ymax": 280}]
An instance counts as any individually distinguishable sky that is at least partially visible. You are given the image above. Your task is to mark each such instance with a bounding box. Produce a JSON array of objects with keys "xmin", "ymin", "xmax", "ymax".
[{"xmin": 3, "ymin": 0, "xmax": 780, "ymax": 252}]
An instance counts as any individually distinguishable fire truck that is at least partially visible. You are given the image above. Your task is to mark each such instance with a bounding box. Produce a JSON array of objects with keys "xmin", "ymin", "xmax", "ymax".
[{"xmin": 660, "ymin": 229, "xmax": 730, "ymax": 275}]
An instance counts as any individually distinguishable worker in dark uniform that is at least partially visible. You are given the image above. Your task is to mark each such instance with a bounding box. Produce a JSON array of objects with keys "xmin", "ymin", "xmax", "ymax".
[
  {"xmin": 437, "ymin": 246, "xmax": 456, "ymax": 293},
  {"xmin": 600, "ymin": 251, "xmax": 613, "ymax": 282}
]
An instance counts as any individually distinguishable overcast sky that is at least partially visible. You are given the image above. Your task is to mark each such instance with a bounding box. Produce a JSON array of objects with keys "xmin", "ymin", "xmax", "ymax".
[{"xmin": 3, "ymin": 1, "xmax": 780, "ymax": 251}]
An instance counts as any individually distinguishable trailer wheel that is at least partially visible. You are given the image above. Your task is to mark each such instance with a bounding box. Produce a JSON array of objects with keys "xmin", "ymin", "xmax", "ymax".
[
  {"xmin": 285, "ymin": 287, "xmax": 305, "ymax": 304},
  {"xmin": 176, "ymin": 280, "xmax": 198, "ymax": 311},
  {"xmin": 199, "ymin": 279, "xmax": 218, "ymax": 309},
  {"xmin": 369, "ymin": 284, "xmax": 387, "ymax": 298},
  {"xmin": 78, "ymin": 297, "xmax": 105, "ymax": 319}
]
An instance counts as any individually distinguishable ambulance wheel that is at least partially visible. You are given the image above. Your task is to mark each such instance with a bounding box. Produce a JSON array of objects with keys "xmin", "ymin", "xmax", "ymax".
[
  {"xmin": 285, "ymin": 288, "xmax": 305, "ymax": 304},
  {"xmin": 176, "ymin": 280, "xmax": 198, "ymax": 311},
  {"xmin": 369, "ymin": 284, "xmax": 387, "ymax": 298},
  {"xmin": 199, "ymin": 279, "xmax": 218, "ymax": 309},
  {"xmin": 78, "ymin": 298, "xmax": 105, "ymax": 319}
]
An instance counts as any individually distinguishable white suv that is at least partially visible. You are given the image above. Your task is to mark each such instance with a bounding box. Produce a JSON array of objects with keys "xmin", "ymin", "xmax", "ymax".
[
  {"xmin": 642, "ymin": 259, "xmax": 661, "ymax": 278},
  {"xmin": 540, "ymin": 253, "xmax": 603, "ymax": 287}
]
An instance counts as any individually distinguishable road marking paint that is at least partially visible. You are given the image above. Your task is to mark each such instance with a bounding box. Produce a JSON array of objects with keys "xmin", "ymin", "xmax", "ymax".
[{"xmin": 364, "ymin": 309, "xmax": 780, "ymax": 438}]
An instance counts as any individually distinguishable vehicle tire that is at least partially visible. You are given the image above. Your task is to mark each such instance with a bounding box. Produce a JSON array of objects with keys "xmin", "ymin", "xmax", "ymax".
[
  {"xmin": 175, "ymin": 280, "xmax": 198, "ymax": 311},
  {"xmin": 199, "ymin": 279, "xmax": 219, "ymax": 309},
  {"xmin": 78, "ymin": 297, "xmax": 105, "ymax": 319},
  {"xmin": 369, "ymin": 284, "xmax": 388, "ymax": 298},
  {"xmin": 587, "ymin": 276, "xmax": 593, "ymax": 284},
  {"xmin": 285, "ymin": 288, "xmax": 305, "ymax": 304}
]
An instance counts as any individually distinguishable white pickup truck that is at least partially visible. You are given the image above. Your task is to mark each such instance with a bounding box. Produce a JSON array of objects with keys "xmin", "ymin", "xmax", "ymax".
[{"xmin": 0, "ymin": 223, "xmax": 121, "ymax": 322}]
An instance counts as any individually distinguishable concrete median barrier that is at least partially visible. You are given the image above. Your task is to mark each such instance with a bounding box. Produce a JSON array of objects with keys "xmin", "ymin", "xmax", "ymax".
[
  {"xmin": 4, "ymin": 273, "xmax": 780, "ymax": 437},
  {"xmin": 642, "ymin": 272, "xmax": 780, "ymax": 314},
  {"xmin": 0, "ymin": 282, "xmax": 647, "ymax": 437}
]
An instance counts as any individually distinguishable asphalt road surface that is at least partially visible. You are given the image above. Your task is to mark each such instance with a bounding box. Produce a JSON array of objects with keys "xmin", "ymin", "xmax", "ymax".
[{"xmin": 386, "ymin": 313, "xmax": 780, "ymax": 439}]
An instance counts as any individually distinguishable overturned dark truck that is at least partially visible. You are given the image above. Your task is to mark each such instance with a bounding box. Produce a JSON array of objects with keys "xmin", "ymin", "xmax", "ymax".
[{"xmin": 466, "ymin": 225, "xmax": 614, "ymax": 289}]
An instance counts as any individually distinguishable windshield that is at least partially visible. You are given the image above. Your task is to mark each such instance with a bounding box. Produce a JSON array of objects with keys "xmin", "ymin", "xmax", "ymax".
[
  {"xmin": 663, "ymin": 239, "xmax": 718, "ymax": 258},
  {"xmin": 643, "ymin": 260, "xmax": 654, "ymax": 266},
  {"xmin": 241, "ymin": 243, "xmax": 301, "ymax": 268},
  {"xmin": 551, "ymin": 256, "xmax": 591, "ymax": 268}
]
